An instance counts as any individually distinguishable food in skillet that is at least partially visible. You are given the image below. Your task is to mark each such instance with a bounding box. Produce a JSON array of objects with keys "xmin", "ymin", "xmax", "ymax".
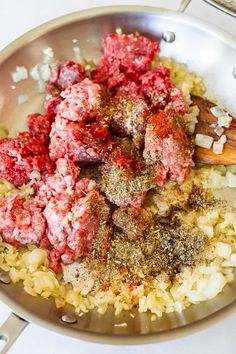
[{"xmin": 0, "ymin": 31, "xmax": 235, "ymax": 319}]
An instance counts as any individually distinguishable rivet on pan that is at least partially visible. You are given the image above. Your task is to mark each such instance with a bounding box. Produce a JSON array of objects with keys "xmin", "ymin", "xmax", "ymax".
[
  {"xmin": 162, "ymin": 31, "xmax": 176, "ymax": 43},
  {"xmin": 61, "ymin": 314, "xmax": 77, "ymax": 324},
  {"xmin": 0, "ymin": 273, "xmax": 11, "ymax": 284},
  {"xmin": 233, "ymin": 67, "xmax": 236, "ymax": 79}
]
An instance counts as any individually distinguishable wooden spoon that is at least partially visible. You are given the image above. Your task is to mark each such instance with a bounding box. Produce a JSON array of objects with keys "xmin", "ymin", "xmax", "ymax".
[{"xmin": 192, "ymin": 95, "xmax": 236, "ymax": 165}]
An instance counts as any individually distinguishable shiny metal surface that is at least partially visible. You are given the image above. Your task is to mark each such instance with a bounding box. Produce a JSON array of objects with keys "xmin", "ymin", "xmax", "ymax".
[
  {"xmin": 0, "ymin": 5, "xmax": 236, "ymax": 344},
  {"xmin": 0, "ymin": 313, "xmax": 28, "ymax": 354}
]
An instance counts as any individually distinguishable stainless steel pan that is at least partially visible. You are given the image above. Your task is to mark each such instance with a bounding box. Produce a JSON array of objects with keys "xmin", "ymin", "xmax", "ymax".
[{"xmin": 0, "ymin": 5, "xmax": 236, "ymax": 351}]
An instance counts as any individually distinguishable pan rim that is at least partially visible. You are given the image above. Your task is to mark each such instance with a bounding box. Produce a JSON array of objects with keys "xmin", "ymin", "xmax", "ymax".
[
  {"xmin": 0, "ymin": 5, "xmax": 235, "ymax": 63},
  {"xmin": 0, "ymin": 287, "xmax": 235, "ymax": 344}
]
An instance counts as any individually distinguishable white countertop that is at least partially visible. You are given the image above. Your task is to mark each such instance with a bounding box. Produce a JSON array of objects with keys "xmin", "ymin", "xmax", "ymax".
[{"xmin": 0, "ymin": 1, "xmax": 235, "ymax": 353}]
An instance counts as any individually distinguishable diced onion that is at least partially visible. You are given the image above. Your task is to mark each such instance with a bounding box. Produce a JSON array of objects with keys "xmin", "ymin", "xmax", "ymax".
[
  {"xmin": 202, "ymin": 273, "xmax": 226, "ymax": 299},
  {"xmin": 37, "ymin": 80, "xmax": 46, "ymax": 93},
  {"xmin": 30, "ymin": 65, "xmax": 41, "ymax": 81},
  {"xmin": 42, "ymin": 47, "xmax": 54, "ymax": 58},
  {"xmin": 230, "ymin": 254, "xmax": 236, "ymax": 265},
  {"xmin": 43, "ymin": 47, "xmax": 54, "ymax": 64},
  {"xmin": 218, "ymin": 115, "xmax": 232, "ymax": 128},
  {"xmin": 73, "ymin": 46, "xmax": 80, "ymax": 54},
  {"xmin": 214, "ymin": 126, "xmax": 224, "ymax": 136},
  {"xmin": 227, "ymin": 166, "xmax": 236, "ymax": 173},
  {"xmin": 39, "ymin": 64, "xmax": 51, "ymax": 81},
  {"xmin": 216, "ymin": 242, "xmax": 231, "ymax": 259},
  {"xmin": 18, "ymin": 94, "xmax": 28, "ymax": 105},
  {"xmin": 115, "ymin": 27, "xmax": 123, "ymax": 35},
  {"xmin": 195, "ymin": 134, "xmax": 213, "ymax": 149},
  {"xmin": 213, "ymin": 141, "xmax": 223, "ymax": 155},
  {"xmin": 226, "ymin": 171, "xmax": 236, "ymax": 187},
  {"xmin": 210, "ymin": 106, "xmax": 226, "ymax": 117},
  {"xmin": 29, "ymin": 170, "xmax": 41, "ymax": 181},
  {"xmin": 218, "ymin": 135, "xmax": 227, "ymax": 144},
  {"xmin": 12, "ymin": 66, "xmax": 28, "ymax": 82}
]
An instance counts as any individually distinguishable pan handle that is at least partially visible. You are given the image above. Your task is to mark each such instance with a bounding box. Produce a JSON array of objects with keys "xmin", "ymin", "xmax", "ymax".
[
  {"xmin": 0, "ymin": 313, "xmax": 28, "ymax": 353},
  {"xmin": 178, "ymin": 0, "xmax": 192, "ymax": 12}
]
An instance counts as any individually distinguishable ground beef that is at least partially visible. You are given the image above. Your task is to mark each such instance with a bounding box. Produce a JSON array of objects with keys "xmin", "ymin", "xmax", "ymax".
[
  {"xmin": 0, "ymin": 195, "xmax": 46, "ymax": 246},
  {"xmin": 101, "ymin": 139, "xmax": 155, "ymax": 207},
  {"xmin": 115, "ymin": 80, "xmax": 140, "ymax": 97},
  {"xmin": 140, "ymin": 65, "xmax": 187, "ymax": 113},
  {"xmin": 108, "ymin": 95, "xmax": 150, "ymax": 148},
  {"xmin": 49, "ymin": 116, "xmax": 111, "ymax": 163},
  {"xmin": 36, "ymin": 157, "xmax": 83, "ymax": 206},
  {"xmin": 44, "ymin": 186, "xmax": 110, "ymax": 264},
  {"xmin": 143, "ymin": 110, "xmax": 192, "ymax": 183},
  {"xmin": 91, "ymin": 33, "xmax": 159, "ymax": 88},
  {"xmin": 57, "ymin": 79, "xmax": 102, "ymax": 123},
  {"xmin": 112, "ymin": 206, "xmax": 153, "ymax": 240},
  {"xmin": 48, "ymin": 60, "xmax": 86, "ymax": 91},
  {"xmin": 0, "ymin": 132, "xmax": 53, "ymax": 186},
  {"xmin": 44, "ymin": 83, "xmax": 63, "ymax": 115},
  {"xmin": 27, "ymin": 112, "xmax": 54, "ymax": 144},
  {"xmin": 44, "ymin": 60, "xmax": 85, "ymax": 115}
]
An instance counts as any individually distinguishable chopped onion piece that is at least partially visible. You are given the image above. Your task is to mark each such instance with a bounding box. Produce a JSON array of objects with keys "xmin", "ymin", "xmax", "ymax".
[
  {"xmin": 227, "ymin": 166, "xmax": 236, "ymax": 173},
  {"xmin": 213, "ymin": 141, "xmax": 223, "ymax": 155},
  {"xmin": 214, "ymin": 126, "xmax": 224, "ymax": 136},
  {"xmin": 115, "ymin": 27, "xmax": 123, "ymax": 35},
  {"xmin": 210, "ymin": 106, "xmax": 226, "ymax": 118},
  {"xmin": 226, "ymin": 171, "xmax": 236, "ymax": 187},
  {"xmin": 30, "ymin": 64, "xmax": 41, "ymax": 81},
  {"xmin": 43, "ymin": 47, "xmax": 54, "ymax": 64},
  {"xmin": 85, "ymin": 64, "xmax": 91, "ymax": 71},
  {"xmin": 39, "ymin": 64, "xmax": 51, "ymax": 81},
  {"xmin": 218, "ymin": 135, "xmax": 227, "ymax": 144},
  {"xmin": 73, "ymin": 46, "xmax": 80, "ymax": 54},
  {"xmin": 12, "ymin": 66, "xmax": 28, "ymax": 82},
  {"xmin": 18, "ymin": 94, "xmax": 28, "ymax": 105},
  {"xmin": 218, "ymin": 115, "xmax": 232, "ymax": 128},
  {"xmin": 29, "ymin": 170, "xmax": 41, "ymax": 181},
  {"xmin": 37, "ymin": 80, "xmax": 46, "ymax": 93},
  {"xmin": 72, "ymin": 38, "xmax": 78, "ymax": 43},
  {"xmin": 42, "ymin": 47, "xmax": 54, "ymax": 58},
  {"xmin": 195, "ymin": 134, "xmax": 213, "ymax": 149},
  {"xmin": 73, "ymin": 47, "xmax": 85, "ymax": 65},
  {"xmin": 216, "ymin": 242, "xmax": 231, "ymax": 259}
]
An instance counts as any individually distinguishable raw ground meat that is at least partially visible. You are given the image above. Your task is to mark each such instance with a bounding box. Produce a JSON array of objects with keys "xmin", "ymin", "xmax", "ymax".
[
  {"xmin": 100, "ymin": 139, "xmax": 155, "ymax": 207},
  {"xmin": 0, "ymin": 132, "xmax": 53, "ymax": 186},
  {"xmin": 44, "ymin": 60, "xmax": 85, "ymax": 115},
  {"xmin": 112, "ymin": 206, "xmax": 153, "ymax": 240},
  {"xmin": 0, "ymin": 195, "xmax": 46, "ymax": 245},
  {"xmin": 0, "ymin": 32, "xmax": 195, "ymax": 275},
  {"xmin": 27, "ymin": 112, "xmax": 54, "ymax": 144},
  {"xmin": 49, "ymin": 60, "xmax": 85, "ymax": 91},
  {"xmin": 36, "ymin": 157, "xmax": 82, "ymax": 206},
  {"xmin": 143, "ymin": 110, "xmax": 192, "ymax": 183},
  {"xmin": 44, "ymin": 83, "xmax": 63, "ymax": 115},
  {"xmin": 44, "ymin": 186, "xmax": 110, "ymax": 264},
  {"xmin": 115, "ymin": 80, "xmax": 140, "ymax": 97},
  {"xmin": 57, "ymin": 79, "xmax": 102, "ymax": 123},
  {"xmin": 140, "ymin": 65, "xmax": 187, "ymax": 113},
  {"xmin": 108, "ymin": 94, "xmax": 150, "ymax": 148},
  {"xmin": 49, "ymin": 116, "xmax": 111, "ymax": 163},
  {"xmin": 91, "ymin": 33, "xmax": 159, "ymax": 88}
]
